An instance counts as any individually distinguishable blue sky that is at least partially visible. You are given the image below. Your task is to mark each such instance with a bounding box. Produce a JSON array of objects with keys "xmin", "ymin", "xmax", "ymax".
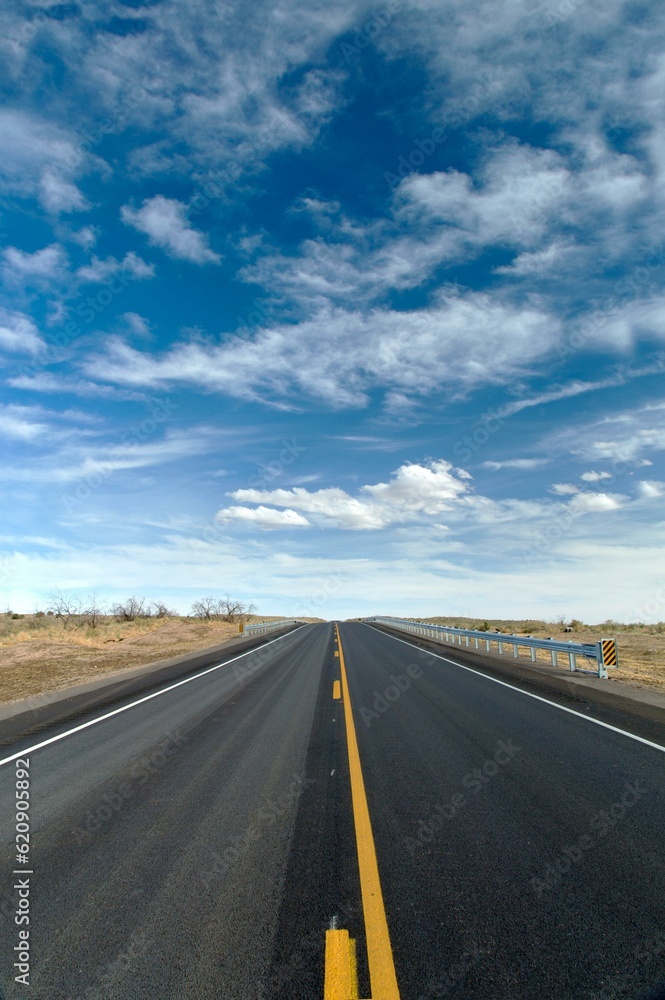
[{"xmin": 1, "ymin": 0, "xmax": 664, "ymax": 621}]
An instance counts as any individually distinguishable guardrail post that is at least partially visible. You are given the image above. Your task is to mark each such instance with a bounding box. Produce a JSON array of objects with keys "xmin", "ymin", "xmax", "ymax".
[
  {"xmin": 530, "ymin": 647, "xmax": 537, "ymax": 663},
  {"xmin": 498, "ymin": 641, "xmax": 504, "ymax": 654},
  {"xmin": 598, "ymin": 639, "xmax": 616, "ymax": 677},
  {"xmin": 513, "ymin": 643, "xmax": 519, "ymax": 658},
  {"xmin": 568, "ymin": 651, "xmax": 576, "ymax": 671}
]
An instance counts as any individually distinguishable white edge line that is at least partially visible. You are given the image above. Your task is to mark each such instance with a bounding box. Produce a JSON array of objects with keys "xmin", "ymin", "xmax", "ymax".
[
  {"xmin": 0, "ymin": 625, "xmax": 309, "ymax": 768},
  {"xmin": 362, "ymin": 623, "xmax": 665, "ymax": 754}
]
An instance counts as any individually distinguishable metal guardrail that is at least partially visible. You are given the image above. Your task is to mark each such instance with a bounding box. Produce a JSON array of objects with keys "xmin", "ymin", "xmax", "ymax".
[
  {"xmin": 242, "ymin": 619, "xmax": 304, "ymax": 636},
  {"xmin": 365, "ymin": 617, "xmax": 619, "ymax": 679}
]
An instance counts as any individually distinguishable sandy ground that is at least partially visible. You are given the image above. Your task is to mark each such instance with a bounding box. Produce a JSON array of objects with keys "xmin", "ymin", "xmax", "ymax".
[{"xmin": 0, "ymin": 615, "xmax": 321, "ymax": 706}]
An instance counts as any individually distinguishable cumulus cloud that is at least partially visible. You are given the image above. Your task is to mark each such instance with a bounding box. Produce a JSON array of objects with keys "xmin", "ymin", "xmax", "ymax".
[
  {"xmin": 215, "ymin": 505, "xmax": 310, "ymax": 529},
  {"xmin": 121, "ymin": 196, "xmax": 221, "ymax": 264},
  {"xmin": 224, "ymin": 460, "xmax": 472, "ymax": 530},
  {"xmin": 568, "ymin": 492, "xmax": 623, "ymax": 513},
  {"xmin": 581, "ymin": 470, "xmax": 612, "ymax": 482},
  {"xmin": 550, "ymin": 483, "xmax": 580, "ymax": 495},
  {"xmin": 638, "ymin": 480, "xmax": 664, "ymax": 499}
]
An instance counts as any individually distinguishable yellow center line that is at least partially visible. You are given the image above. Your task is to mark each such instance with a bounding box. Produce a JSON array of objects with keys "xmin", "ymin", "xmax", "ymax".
[{"xmin": 335, "ymin": 623, "xmax": 401, "ymax": 1000}]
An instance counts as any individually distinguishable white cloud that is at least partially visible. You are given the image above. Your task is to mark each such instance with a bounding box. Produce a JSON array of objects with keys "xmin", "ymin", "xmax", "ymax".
[
  {"xmin": 482, "ymin": 459, "xmax": 549, "ymax": 470},
  {"xmin": 226, "ymin": 460, "xmax": 472, "ymax": 530},
  {"xmin": 495, "ymin": 241, "xmax": 579, "ymax": 277},
  {"xmin": 39, "ymin": 170, "xmax": 88, "ymax": 214},
  {"xmin": 70, "ymin": 227, "xmax": 98, "ymax": 250},
  {"xmin": 123, "ymin": 313, "xmax": 151, "ymax": 337},
  {"xmin": 550, "ymin": 483, "xmax": 580, "ymax": 495},
  {"xmin": 568, "ymin": 492, "xmax": 623, "ymax": 513},
  {"xmin": 546, "ymin": 404, "xmax": 665, "ymax": 465},
  {"xmin": 638, "ymin": 480, "xmax": 664, "ymax": 499},
  {"xmin": 498, "ymin": 377, "xmax": 624, "ymax": 418},
  {"xmin": 2, "ymin": 244, "xmax": 68, "ymax": 286},
  {"xmin": 0, "ymin": 110, "xmax": 91, "ymax": 215},
  {"xmin": 1, "ymin": 427, "xmax": 219, "ymax": 484},
  {"xmin": 76, "ymin": 252, "xmax": 155, "ymax": 283},
  {"xmin": 0, "ymin": 308, "xmax": 44, "ymax": 354},
  {"xmin": 0, "ymin": 412, "xmax": 48, "ymax": 441},
  {"xmin": 84, "ymin": 294, "xmax": 559, "ymax": 407},
  {"xmin": 6, "ymin": 372, "xmax": 147, "ymax": 400},
  {"xmin": 580, "ymin": 470, "xmax": 612, "ymax": 482},
  {"xmin": 121, "ymin": 196, "xmax": 220, "ymax": 264},
  {"xmin": 396, "ymin": 144, "xmax": 571, "ymax": 260},
  {"xmin": 215, "ymin": 506, "xmax": 310, "ymax": 529}
]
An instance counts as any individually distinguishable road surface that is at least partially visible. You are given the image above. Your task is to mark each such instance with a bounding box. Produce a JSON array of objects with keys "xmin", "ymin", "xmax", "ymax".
[{"xmin": 0, "ymin": 621, "xmax": 663, "ymax": 999}]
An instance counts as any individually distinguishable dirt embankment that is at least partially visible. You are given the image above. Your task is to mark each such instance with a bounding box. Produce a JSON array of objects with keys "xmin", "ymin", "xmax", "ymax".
[{"xmin": 0, "ymin": 615, "xmax": 320, "ymax": 706}]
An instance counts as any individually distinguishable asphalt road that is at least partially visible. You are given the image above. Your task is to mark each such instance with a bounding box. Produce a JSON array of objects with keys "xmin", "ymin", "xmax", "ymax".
[{"xmin": 0, "ymin": 621, "xmax": 663, "ymax": 999}]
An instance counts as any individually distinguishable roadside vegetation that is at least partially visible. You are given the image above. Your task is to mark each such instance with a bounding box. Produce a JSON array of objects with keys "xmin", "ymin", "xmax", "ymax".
[{"xmin": 0, "ymin": 595, "xmax": 316, "ymax": 706}]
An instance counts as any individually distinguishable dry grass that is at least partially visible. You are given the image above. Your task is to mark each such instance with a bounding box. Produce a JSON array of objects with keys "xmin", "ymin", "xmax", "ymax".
[
  {"xmin": 408, "ymin": 616, "xmax": 665, "ymax": 692},
  {"xmin": 0, "ymin": 613, "xmax": 321, "ymax": 706}
]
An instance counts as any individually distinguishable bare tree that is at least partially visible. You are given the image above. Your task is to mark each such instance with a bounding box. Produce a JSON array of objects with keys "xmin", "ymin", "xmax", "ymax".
[
  {"xmin": 112, "ymin": 596, "xmax": 147, "ymax": 622},
  {"xmin": 191, "ymin": 596, "xmax": 219, "ymax": 620},
  {"xmin": 46, "ymin": 589, "xmax": 85, "ymax": 630},
  {"xmin": 191, "ymin": 596, "xmax": 256, "ymax": 622},
  {"xmin": 82, "ymin": 592, "xmax": 107, "ymax": 629},
  {"xmin": 218, "ymin": 596, "xmax": 256, "ymax": 623},
  {"xmin": 150, "ymin": 601, "xmax": 176, "ymax": 618}
]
